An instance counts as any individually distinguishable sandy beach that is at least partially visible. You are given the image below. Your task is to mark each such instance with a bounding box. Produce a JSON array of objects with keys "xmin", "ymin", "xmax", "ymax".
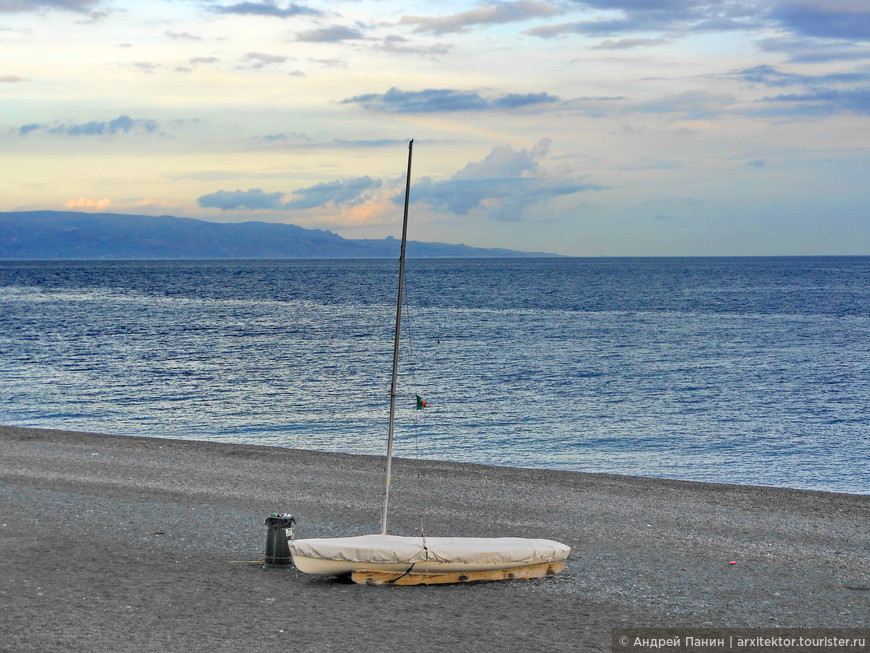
[{"xmin": 1, "ymin": 425, "xmax": 867, "ymax": 652}]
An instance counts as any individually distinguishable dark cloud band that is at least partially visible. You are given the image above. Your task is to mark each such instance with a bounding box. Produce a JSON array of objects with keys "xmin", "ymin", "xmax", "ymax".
[{"xmin": 342, "ymin": 87, "xmax": 559, "ymax": 113}]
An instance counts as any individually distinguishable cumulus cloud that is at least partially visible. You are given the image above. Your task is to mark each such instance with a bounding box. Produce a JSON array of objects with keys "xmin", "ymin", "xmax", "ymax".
[
  {"xmin": 399, "ymin": 1, "xmax": 563, "ymax": 35},
  {"xmin": 342, "ymin": 87, "xmax": 559, "ymax": 113},
  {"xmin": 453, "ymin": 139, "xmax": 550, "ymax": 180},
  {"xmin": 211, "ymin": 1, "xmax": 320, "ymax": 18},
  {"xmin": 408, "ymin": 139, "xmax": 606, "ymax": 220},
  {"xmin": 19, "ymin": 114, "xmax": 159, "ymax": 136}
]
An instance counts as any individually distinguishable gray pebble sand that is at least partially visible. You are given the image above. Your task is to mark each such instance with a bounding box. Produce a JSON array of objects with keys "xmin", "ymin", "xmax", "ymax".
[{"xmin": 1, "ymin": 426, "xmax": 867, "ymax": 652}]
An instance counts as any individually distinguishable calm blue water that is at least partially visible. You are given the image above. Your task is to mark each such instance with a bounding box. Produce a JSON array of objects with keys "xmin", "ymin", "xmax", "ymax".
[{"xmin": 1, "ymin": 258, "xmax": 867, "ymax": 494}]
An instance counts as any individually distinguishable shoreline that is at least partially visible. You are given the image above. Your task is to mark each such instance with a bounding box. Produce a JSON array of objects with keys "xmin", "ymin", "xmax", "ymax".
[
  {"xmin": 2, "ymin": 425, "xmax": 868, "ymax": 652},
  {"xmin": 4, "ymin": 422, "xmax": 865, "ymax": 497}
]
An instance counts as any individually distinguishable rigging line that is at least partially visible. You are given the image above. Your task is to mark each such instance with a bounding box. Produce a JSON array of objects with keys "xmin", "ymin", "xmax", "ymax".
[
  {"xmin": 401, "ymin": 283, "xmax": 429, "ymax": 539},
  {"xmin": 387, "ymin": 562, "xmax": 417, "ymax": 584},
  {"xmin": 402, "ymin": 293, "xmax": 421, "ymax": 397}
]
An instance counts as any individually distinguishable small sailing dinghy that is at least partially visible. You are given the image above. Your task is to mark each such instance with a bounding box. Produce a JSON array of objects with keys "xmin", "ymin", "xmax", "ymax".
[{"xmin": 287, "ymin": 141, "xmax": 570, "ymax": 585}]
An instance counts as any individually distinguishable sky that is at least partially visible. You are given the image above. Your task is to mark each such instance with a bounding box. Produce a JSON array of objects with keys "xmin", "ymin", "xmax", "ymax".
[{"xmin": 1, "ymin": 0, "xmax": 869, "ymax": 256}]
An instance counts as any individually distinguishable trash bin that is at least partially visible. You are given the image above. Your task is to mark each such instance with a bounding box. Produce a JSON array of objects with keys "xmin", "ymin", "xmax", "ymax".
[{"xmin": 264, "ymin": 514, "xmax": 296, "ymax": 568}]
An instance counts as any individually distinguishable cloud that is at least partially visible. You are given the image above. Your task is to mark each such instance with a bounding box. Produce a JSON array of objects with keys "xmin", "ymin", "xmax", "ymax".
[
  {"xmin": 211, "ymin": 1, "xmax": 320, "ymax": 18},
  {"xmin": 526, "ymin": 0, "xmax": 760, "ymax": 39},
  {"xmin": 492, "ymin": 92, "xmax": 561, "ymax": 109},
  {"xmin": 295, "ymin": 26, "xmax": 366, "ymax": 42},
  {"xmin": 19, "ymin": 114, "xmax": 159, "ymax": 136},
  {"xmin": 65, "ymin": 196, "xmax": 112, "ymax": 209},
  {"xmin": 593, "ymin": 37, "xmax": 670, "ymax": 49},
  {"xmin": 284, "ymin": 176, "xmax": 382, "ymax": 209},
  {"xmin": 730, "ymin": 64, "xmax": 870, "ymax": 116},
  {"xmin": 372, "ymin": 35, "xmax": 452, "ymax": 57},
  {"xmin": 412, "ymin": 176, "xmax": 604, "ymax": 219},
  {"xmin": 1, "ymin": 75, "xmax": 30, "ymax": 82},
  {"xmin": 198, "ymin": 188, "xmax": 286, "ymax": 210},
  {"xmin": 343, "ymin": 88, "xmax": 483, "ymax": 112},
  {"xmin": 746, "ymin": 158, "xmax": 768, "ymax": 168},
  {"xmin": 526, "ymin": 18, "xmax": 641, "ymax": 39},
  {"xmin": 764, "ymin": 87, "xmax": 870, "ymax": 116},
  {"xmin": 757, "ymin": 36, "xmax": 870, "ymax": 63},
  {"xmin": 632, "ymin": 91, "xmax": 733, "ymax": 120},
  {"xmin": 732, "ymin": 64, "xmax": 869, "ymax": 87},
  {"xmin": 166, "ymin": 31, "xmax": 202, "ymax": 41},
  {"xmin": 258, "ymin": 133, "xmax": 289, "ymax": 142},
  {"xmin": 251, "ymin": 131, "xmax": 313, "ymax": 143},
  {"xmin": 0, "ymin": 0, "xmax": 101, "ymax": 13},
  {"xmin": 197, "ymin": 177, "xmax": 382, "ymax": 211},
  {"xmin": 453, "ymin": 138, "xmax": 550, "ymax": 180},
  {"xmin": 332, "ymin": 139, "xmax": 414, "ymax": 148},
  {"xmin": 407, "ymin": 139, "xmax": 607, "ymax": 220},
  {"xmin": 195, "ymin": 141, "xmax": 605, "ymax": 224},
  {"xmin": 342, "ymin": 87, "xmax": 559, "ymax": 113},
  {"xmin": 135, "ymin": 198, "xmax": 183, "ymax": 209},
  {"xmin": 770, "ymin": 1, "xmax": 870, "ymax": 41},
  {"xmin": 238, "ymin": 52, "xmax": 289, "ymax": 69},
  {"xmin": 309, "ymin": 58, "xmax": 347, "ymax": 68},
  {"xmin": 399, "ymin": 1, "xmax": 563, "ymax": 35},
  {"xmin": 131, "ymin": 62, "xmax": 159, "ymax": 74},
  {"xmin": 522, "ymin": 0, "xmax": 869, "ymax": 47}
]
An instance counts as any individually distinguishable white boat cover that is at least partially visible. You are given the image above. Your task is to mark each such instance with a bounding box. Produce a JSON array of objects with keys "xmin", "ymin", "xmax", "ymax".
[{"xmin": 288, "ymin": 534, "xmax": 570, "ymax": 566}]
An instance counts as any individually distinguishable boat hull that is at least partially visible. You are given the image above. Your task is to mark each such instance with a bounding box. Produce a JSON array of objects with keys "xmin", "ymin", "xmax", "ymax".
[
  {"xmin": 292, "ymin": 554, "xmax": 560, "ymax": 576},
  {"xmin": 288, "ymin": 534, "xmax": 571, "ymax": 581},
  {"xmin": 351, "ymin": 561, "xmax": 566, "ymax": 585}
]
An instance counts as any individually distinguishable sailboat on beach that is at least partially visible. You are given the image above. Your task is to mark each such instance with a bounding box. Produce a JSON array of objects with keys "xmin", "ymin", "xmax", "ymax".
[{"xmin": 287, "ymin": 141, "xmax": 570, "ymax": 585}]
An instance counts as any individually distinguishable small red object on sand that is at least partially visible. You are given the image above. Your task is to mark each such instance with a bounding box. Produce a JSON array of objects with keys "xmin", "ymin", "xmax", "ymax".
[{"xmin": 729, "ymin": 561, "xmax": 737, "ymax": 565}]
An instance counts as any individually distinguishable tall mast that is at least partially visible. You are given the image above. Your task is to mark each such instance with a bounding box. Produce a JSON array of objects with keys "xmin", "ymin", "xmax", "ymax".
[{"xmin": 381, "ymin": 139, "xmax": 413, "ymax": 536}]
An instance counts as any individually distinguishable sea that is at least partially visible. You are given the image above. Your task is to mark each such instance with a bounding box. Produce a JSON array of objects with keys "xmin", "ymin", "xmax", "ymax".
[{"xmin": 1, "ymin": 257, "xmax": 867, "ymax": 494}]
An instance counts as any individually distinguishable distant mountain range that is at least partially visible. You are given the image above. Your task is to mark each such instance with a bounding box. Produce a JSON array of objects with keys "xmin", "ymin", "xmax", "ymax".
[{"xmin": 0, "ymin": 211, "xmax": 557, "ymax": 259}]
